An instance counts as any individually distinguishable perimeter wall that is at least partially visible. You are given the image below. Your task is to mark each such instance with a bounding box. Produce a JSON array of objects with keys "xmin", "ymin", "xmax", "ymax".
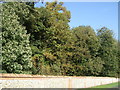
[{"xmin": 0, "ymin": 74, "xmax": 119, "ymax": 89}]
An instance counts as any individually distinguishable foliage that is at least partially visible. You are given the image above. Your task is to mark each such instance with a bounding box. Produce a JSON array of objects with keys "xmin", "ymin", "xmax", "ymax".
[
  {"xmin": 97, "ymin": 27, "xmax": 118, "ymax": 77},
  {"xmin": 1, "ymin": 2, "xmax": 119, "ymax": 77},
  {"xmin": 1, "ymin": 3, "xmax": 32, "ymax": 73},
  {"xmin": 71, "ymin": 26, "xmax": 103, "ymax": 76}
]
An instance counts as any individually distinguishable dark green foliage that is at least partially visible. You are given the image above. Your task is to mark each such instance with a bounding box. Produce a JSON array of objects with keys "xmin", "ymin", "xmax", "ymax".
[
  {"xmin": 97, "ymin": 27, "xmax": 118, "ymax": 77},
  {"xmin": 1, "ymin": 2, "xmax": 118, "ymax": 77},
  {"xmin": 71, "ymin": 26, "xmax": 103, "ymax": 76},
  {"xmin": 1, "ymin": 3, "xmax": 32, "ymax": 73}
]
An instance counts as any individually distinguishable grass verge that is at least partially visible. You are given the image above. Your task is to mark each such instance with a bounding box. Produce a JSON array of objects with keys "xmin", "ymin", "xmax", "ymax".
[
  {"xmin": 77, "ymin": 82, "xmax": 119, "ymax": 90},
  {"xmin": 91, "ymin": 82, "xmax": 119, "ymax": 88}
]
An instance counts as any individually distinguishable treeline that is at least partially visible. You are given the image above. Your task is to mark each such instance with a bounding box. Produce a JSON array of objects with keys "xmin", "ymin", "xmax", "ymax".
[{"xmin": 1, "ymin": 2, "xmax": 119, "ymax": 77}]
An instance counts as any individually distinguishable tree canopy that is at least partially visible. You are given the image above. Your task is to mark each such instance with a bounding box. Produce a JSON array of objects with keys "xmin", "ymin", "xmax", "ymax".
[{"xmin": 1, "ymin": 2, "xmax": 119, "ymax": 77}]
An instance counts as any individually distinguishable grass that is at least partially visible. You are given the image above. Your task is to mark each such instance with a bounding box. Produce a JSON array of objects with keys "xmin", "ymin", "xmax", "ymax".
[
  {"xmin": 91, "ymin": 82, "xmax": 119, "ymax": 88},
  {"xmin": 77, "ymin": 82, "xmax": 119, "ymax": 90}
]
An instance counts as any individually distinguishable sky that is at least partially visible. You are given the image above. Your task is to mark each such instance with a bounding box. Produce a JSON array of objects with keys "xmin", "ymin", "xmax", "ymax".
[{"xmin": 35, "ymin": 2, "xmax": 118, "ymax": 39}]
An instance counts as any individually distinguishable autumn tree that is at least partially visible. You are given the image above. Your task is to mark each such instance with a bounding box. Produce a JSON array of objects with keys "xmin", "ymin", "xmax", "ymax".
[{"xmin": 44, "ymin": 2, "xmax": 75, "ymax": 75}]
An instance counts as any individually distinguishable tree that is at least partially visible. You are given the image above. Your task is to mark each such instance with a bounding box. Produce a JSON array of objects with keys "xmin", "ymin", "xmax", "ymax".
[
  {"xmin": 117, "ymin": 41, "xmax": 120, "ymax": 77},
  {"xmin": 44, "ymin": 1, "xmax": 74, "ymax": 75},
  {"xmin": 1, "ymin": 3, "xmax": 32, "ymax": 73},
  {"xmin": 30, "ymin": 1, "xmax": 73, "ymax": 75},
  {"xmin": 72, "ymin": 26, "xmax": 103, "ymax": 76},
  {"xmin": 27, "ymin": 7, "xmax": 55, "ymax": 75},
  {"xmin": 1, "ymin": 2, "xmax": 118, "ymax": 77},
  {"xmin": 97, "ymin": 27, "xmax": 118, "ymax": 77}
]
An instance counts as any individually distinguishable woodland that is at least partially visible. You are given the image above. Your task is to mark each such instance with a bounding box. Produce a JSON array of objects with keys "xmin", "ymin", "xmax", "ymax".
[{"xmin": 1, "ymin": 2, "xmax": 119, "ymax": 77}]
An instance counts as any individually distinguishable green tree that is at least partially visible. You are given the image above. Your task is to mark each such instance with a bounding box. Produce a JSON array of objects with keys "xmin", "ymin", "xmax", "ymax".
[
  {"xmin": 28, "ymin": 7, "xmax": 55, "ymax": 75},
  {"xmin": 1, "ymin": 3, "xmax": 32, "ymax": 73},
  {"xmin": 117, "ymin": 41, "xmax": 120, "ymax": 77},
  {"xmin": 2, "ymin": 2, "xmax": 51, "ymax": 74},
  {"xmin": 72, "ymin": 26, "xmax": 103, "ymax": 76},
  {"xmin": 97, "ymin": 27, "xmax": 118, "ymax": 77}
]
